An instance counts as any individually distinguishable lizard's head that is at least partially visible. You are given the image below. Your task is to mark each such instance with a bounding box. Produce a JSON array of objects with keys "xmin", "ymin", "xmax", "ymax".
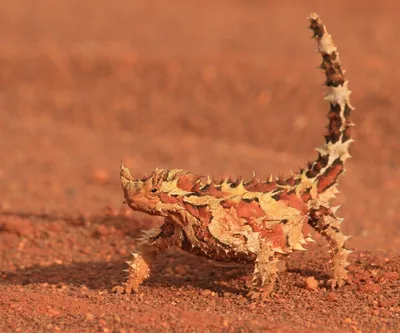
[{"xmin": 120, "ymin": 163, "xmax": 203, "ymax": 217}]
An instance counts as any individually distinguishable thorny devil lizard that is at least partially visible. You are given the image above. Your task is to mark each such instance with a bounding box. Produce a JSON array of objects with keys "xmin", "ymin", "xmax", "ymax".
[{"xmin": 113, "ymin": 13, "xmax": 354, "ymax": 299}]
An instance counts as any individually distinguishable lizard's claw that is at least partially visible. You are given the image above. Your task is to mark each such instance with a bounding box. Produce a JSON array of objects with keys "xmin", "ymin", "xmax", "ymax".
[{"xmin": 112, "ymin": 281, "xmax": 139, "ymax": 295}]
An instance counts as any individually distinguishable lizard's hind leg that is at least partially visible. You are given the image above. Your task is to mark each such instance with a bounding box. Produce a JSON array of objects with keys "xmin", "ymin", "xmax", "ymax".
[{"xmin": 308, "ymin": 206, "xmax": 352, "ymax": 288}]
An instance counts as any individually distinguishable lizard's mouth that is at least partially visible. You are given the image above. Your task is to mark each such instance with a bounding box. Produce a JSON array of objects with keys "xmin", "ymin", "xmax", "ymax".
[{"xmin": 125, "ymin": 198, "xmax": 161, "ymax": 216}]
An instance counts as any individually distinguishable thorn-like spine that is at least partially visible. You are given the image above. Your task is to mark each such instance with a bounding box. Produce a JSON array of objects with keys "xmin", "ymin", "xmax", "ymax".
[
  {"xmin": 293, "ymin": 243, "xmax": 307, "ymax": 251},
  {"xmin": 305, "ymin": 235, "xmax": 316, "ymax": 243},
  {"xmin": 273, "ymin": 247, "xmax": 285, "ymax": 254},
  {"xmin": 343, "ymin": 235, "xmax": 351, "ymax": 242}
]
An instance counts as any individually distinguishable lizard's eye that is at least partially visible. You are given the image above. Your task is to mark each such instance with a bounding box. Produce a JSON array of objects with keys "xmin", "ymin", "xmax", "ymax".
[{"xmin": 150, "ymin": 188, "xmax": 158, "ymax": 194}]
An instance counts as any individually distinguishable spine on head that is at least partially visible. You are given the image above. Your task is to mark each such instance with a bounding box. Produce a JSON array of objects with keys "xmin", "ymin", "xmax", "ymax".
[{"xmin": 305, "ymin": 13, "xmax": 355, "ymax": 195}]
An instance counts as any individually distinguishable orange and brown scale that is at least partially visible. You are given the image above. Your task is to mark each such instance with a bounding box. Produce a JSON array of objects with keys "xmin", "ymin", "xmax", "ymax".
[{"xmin": 112, "ymin": 13, "xmax": 354, "ymax": 299}]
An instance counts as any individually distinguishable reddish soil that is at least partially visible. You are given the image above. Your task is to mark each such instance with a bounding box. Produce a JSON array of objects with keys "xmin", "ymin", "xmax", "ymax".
[{"xmin": 1, "ymin": 1, "xmax": 399, "ymax": 332}]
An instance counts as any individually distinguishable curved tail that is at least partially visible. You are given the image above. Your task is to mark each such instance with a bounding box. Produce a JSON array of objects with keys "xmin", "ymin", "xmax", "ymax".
[{"xmin": 305, "ymin": 13, "xmax": 355, "ymax": 196}]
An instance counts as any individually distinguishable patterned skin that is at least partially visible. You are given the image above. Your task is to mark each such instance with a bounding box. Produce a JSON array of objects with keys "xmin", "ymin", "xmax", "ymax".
[{"xmin": 112, "ymin": 13, "xmax": 354, "ymax": 298}]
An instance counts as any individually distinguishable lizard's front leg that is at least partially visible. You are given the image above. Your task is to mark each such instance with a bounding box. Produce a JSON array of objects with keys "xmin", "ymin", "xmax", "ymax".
[
  {"xmin": 248, "ymin": 240, "xmax": 279, "ymax": 299},
  {"xmin": 113, "ymin": 221, "xmax": 182, "ymax": 294},
  {"xmin": 112, "ymin": 242, "xmax": 157, "ymax": 294}
]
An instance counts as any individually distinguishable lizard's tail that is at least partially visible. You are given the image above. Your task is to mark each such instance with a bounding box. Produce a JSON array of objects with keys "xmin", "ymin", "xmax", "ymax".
[{"xmin": 305, "ymin": 13, "xmax": 355, "ymax": 196}]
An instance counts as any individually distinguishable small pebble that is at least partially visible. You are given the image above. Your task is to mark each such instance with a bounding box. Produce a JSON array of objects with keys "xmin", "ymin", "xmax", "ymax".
[{"xmin": 305, "ymin": 276, "xmax": 318, "ymax": 291}]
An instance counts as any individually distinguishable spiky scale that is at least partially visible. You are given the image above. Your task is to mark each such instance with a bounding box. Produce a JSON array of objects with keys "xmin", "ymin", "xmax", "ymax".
[
  {"xmin": 273, "ymin": 247, "xmax": 285, "ymax": 254},
  {"xmin": 305, "ymin": 235, "xmax": 316, "ymax": 243},
  {"xmin": 293, "ymin": 243, "xmax": 307, "ymax": 251}
]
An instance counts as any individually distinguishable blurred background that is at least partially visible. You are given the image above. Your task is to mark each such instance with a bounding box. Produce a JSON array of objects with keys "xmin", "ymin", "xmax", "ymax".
[{"xmin": 0, "ymin": 0, "xmax": 399, "ymax": 250}]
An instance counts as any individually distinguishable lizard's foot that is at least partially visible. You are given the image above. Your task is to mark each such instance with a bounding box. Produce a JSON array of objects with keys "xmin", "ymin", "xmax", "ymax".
[
  {"xmin": 247, "ymin": 276, "xmax": 275, "ymax": 300},
  {"xmin": 246, "ymin": 286, "xmax": 273, "ymax": 301},
  {"xmin": 328, "ymin": 274, "xmax": 351, "ymax": 289},
  {"xmin": 112, "ymin": 280, "xmax": 140, "ymax": 294}
]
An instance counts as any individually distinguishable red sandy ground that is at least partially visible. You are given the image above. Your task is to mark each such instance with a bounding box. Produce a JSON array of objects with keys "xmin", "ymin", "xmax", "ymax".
[{"xmin": 0, "ymin": 1, "xmax": 399, "ymax": 332}]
